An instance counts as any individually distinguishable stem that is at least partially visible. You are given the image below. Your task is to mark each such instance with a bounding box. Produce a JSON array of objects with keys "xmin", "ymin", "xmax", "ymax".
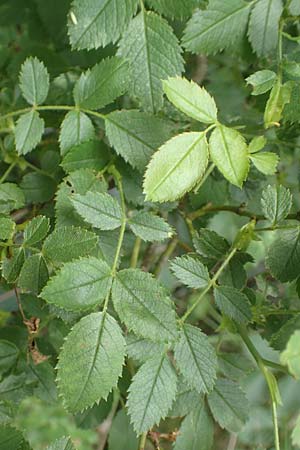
[
  {"xmin": 188, "ymin": 204, "xmax": 264, "ymax": 221},
  {"xmin": 0, "ymin": 161, "xmax": 17, "ymax": 183},
  {"xmin": 193, "ymin": 163, "xmax": 215, "ymax": 194},
  {"xmin": 154, "ymin": 237, "xmax": 178, "ymax": 277},
  {"xmin": 256, "ymin": 224, "xmax": 299, "ymax": 232},
  {"xmin": 131, "ymin": 236, "xmax": 141, "ymax": 269},
  {"xmin": 180, "ymin": 247, "xmax": 237, "ymax": 323},
  {"xmin": 139, "ymin": 432, "xmax": 147, "ymax": 450}
]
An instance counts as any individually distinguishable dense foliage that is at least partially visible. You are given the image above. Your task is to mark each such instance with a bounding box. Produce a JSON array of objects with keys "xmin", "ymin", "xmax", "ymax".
[{"xmin": 1, "ymin": 0, "xmax": 300, "ymax": 449}]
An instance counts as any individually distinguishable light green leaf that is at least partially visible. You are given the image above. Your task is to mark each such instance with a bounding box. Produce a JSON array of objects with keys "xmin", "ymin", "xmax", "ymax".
[
  {"xmin": 248, "ymin": 0, "xmax": 283, "ymax": 57},
  {"xmin": 292, "ymin": 414, "xmax": 300, "ymax": 447},
  {"xmin": 118, "ymin": 10, "xmax": 184, "ymax": 112},
  {"xmin": 264, "ymin": 80, "xmax": 292, "ymax": 128},
  {"xmin": 73, "ymin": 57, "xmax": 129, "ymax": 110},
  {"xmin": 47, "ymin": 436, "xmax": 76, "ymax": 450},
  {"xmin": 57, "ymin": 311, "xmax": 125, "ymax": 412},
  {"xmin": 250, "ymin": 152, "xmax": 279, "ymax": 175},
  {"xmin": 0, "ymin": 340, "xmax": 19, "ymax": 374},
  {"xmin": 23, "ymin": 216, "xmax": 50, "ymax": 246},
  {"xmin": 41, "ymin": 257, "xmax": 112, "ymax": 311},
  {"xmin": 15, "ymin": 110, "xmax": 44, "ymax": 155},
  {"xmin": 0, "ymin": 217, "xmax": 15, "ymax": 240},
  {"xmin": 68, "ymin": 0, "xmax": 139, "ymax": 50},
  {"xmin": 0, "ymin": 183, "xmax": 25, "ymax": 214},
  {"xmin": 43, "ymin": 226, "xmax": 98, "ymax": 264},
  {"xmin": 209, "ymin": 125, "xmax": 249, "ymax": 188},
  {"xmin": 127, "ymin": 353, "xmax": 177, "ymax": 434},
  {"xmin": 174, "ymin": 324, "xmax": 217, "ymax": 394},
  {"xmin": 129, "ymin": 211, "xmax": 173, "ymax": 242},
  {"xmin": 289, "ymin": 0, "xmax": 300, "ymax": 15},
  {"xmin": 248, "ymin": 136, "xmax": 267, "ymax": 154},
  {"xmin": 71, "ymin": 192, "xmax": 122, "ymax": 230},
  {"xmin": 266, "ymin": 228, "xmax": 300, "ymax": 282},
  {"xmin": 2, "ymin": 247, "xmax": 25, "ymax": 283},
  {"xmin": 105, "ymin": 110, "xmax": 174, "ymax": 172},
  {"xmin": 182, "ymin": 0, "xmax": 251, "ymax": 55},
  {"xmin": 170, "ymin": 255, "xmax": 210, "ymax": 289},
  {"xmin": 112, "ymin": 268, "xmax": 178, "ymax": 342},
  {"xmin": 19, "ymin": 57, "xmax": 49, "ymax": 105},
  {"xmin": 18, "ymin": 254, "xmax": 49, "ymax": 294},
  {"xmin": 207, "ymin": 378, "xmax": 249, "ymax": 432},
  {"xmin": 108, "ymin": 410, "xmax": 138, "ymax": 450},
  {"xmin": 59, "ymin": 111, "xmax": 95, "ymax": 156},
  {"xmin": 214, "ymin": 285, "xmax": 252, "ymax": 323},
  {"xmin": 174, "ymin": 401, "xmax": 213, "ymax": 450},
  {"xmin": 261, "ymin": 185, "xmax": 292, "ymax": 225},
  {"xmin": 146, "ymin": 0, "xmax": 201, "ymax": 19},
  {"xmin": 61, "ymin": 141, "xmax": 110, "ymax": 173},
  {"xmin": 163, "ymin": 77, "xmax": 217, "ymax": 123},
  {"xmin": 126, "ymin": 333, "xmax": 165, "ymax": 364},
  {"xmin": 144, "ymin": 132, "xmax": 208, "ymax": 202},
  {"xmin": 0, "ymin": 425, "xmax": 24, "ymax": 450},
  {"xmin": 280, "ymin": 330, "xmax": 300, "ymax": 378},
  {"xmin": 246, "ymin": 70, "xmax": 277, "ymax": 96}
]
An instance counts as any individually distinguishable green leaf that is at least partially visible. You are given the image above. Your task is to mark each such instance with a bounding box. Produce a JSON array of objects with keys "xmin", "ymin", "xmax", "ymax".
[
  {"xmin": 283, "ymin": 83, "xmax": 300, "ymax": 123},
  {"xmin": 174, "ymin": 324, "xmax": 217, "ymax": 394},
  {"xmin": 280, "ymin": 330, "xmax": 300, "ymax": 378},
  {"xmin": 182, "ymin": 0, "xmax": 251, "ymax": 55},
  {"xmin": 43, "ymin": 226, "xmax": 98, "ymax": 264},
  {"xmin": 292, "ymin": 414, "xmax": 300, "ymax": 447},
  {"xmin": 15, "ymin": 110, "xmax": 44, "ymax": 155},
  {"xmin": 218, "ymin": 352, "xmax": 254, "ymax": 380},
  {"xmin": 105, "ymin": 110, "xmax": 174, "ymax": 172},
  {"xmin": 126, "ymin": 333, "xmax": 165, "ymax": 364},
  {"xmin": 18, "ymin": 254, "xmax": 49, "ymax": 294},
  {"xmin": 73, "ymin": 57, "xmax": 129, "ymax": 110},
  {"xmin": 71, "ymin": 192, "xmax": 122, "ymax": 230},
  {"xmin": 170, "ymin": 255, "xmax": 210, "ymax": 289},
  {"xmin": 47, "ymin": 436, "xmax": 76, "ymax": 450},
  {"xmin": 169, "ymin": 377, "xmax": 201, "ymax": 417},
  {"xmin": 261, "ymin": 185, "xmax": 292, "ymax": 225},
  {"xmin": 214, "ymin": 285, "xmax": 252, "ymax": 323},
  {"xmin": 248, "ymin": 136, "xmax": 266, "ymax": 154},
  {"xmin": 0, "ymin": 340, "xmax": 19, "ymax": 374},
  {"xmin": 68, "ymin": 0, "xmax": 139, "ymax": 50},
  {"xmin": 0, "ymin": 217, "xmax": 15, "ymax": 240},
  {"xmin": 219, "ymin": 256, "xmax": 247, "ymax": 290},
  {"xmin": 59, "ymin": 111, "xmax": 95, "ymax": 156},
  {"xmin": 144, "ymin": 132, "xmax": 208, "ymax": 202},
  {"xmin": 289, "ymin": 0, "xmax": 300, "ymax": 15},
  {"xmin": 2, "ymin": 247, "xmax": 25, "ymax": 283},
  {"xmin": 246, "ymin": 70, "xmax": 277, "ymax": 95},
  {"xmin": 0, "ymin": 425, "xmax": 24, "ymax": 450},
  {"xmin": 193, "ymin": 229, "xmax": 229, "ymax": 260},
  {"xmin": 248, "ymin": 0, "xmax": 283, "ymax": 57},
  {"xmin": 112, "ymin": 268, "xmax": 178, "ymax": 342},
  {"xmin": 0, "ymin": 183, "xmax": 25, "ymax": 214},
  {"xmin": 128, "ymin": 211, "xmax": 173, "ymax": 242},
  {"xmin": 61, "ymin": 141, "xmax": 110, "ymax": 173},
  {"xmin": 127, "ymin": 353, "xmax": 177, "ymax": 434},
  {"xmin": 20, "ymin": 172, "xmax": 57, "ymax": 204},
  {"xmin": 207, "ymin": 378, "xmax": 249, "ymax": 432},
  {"xmin": 266, "ymin": 228, "xmax": 300, "ymax": 282},
  {"xmin": 146, "ymin": 0, "xmax": 201, "ymax": 19},
  {"xmin": 19, "ymin": 57, "xmax": 49, "ymax": 105},
  {"xmin": 41, "ymin": 257, "xmax": 112, "ymax": 311},
  {"xmin": 108, "ymin": 410, "xmax": 138, "ymax": 450},
  {"xmin": 209, "ymin": 125, "xmax": 249, "ymax": 188},
  {"xmin": 163, "ymin": 77, "xmax": 217, "ymax": 123},
  {"xmin": 264, "ymin": 80, "xmax": 292, "ymax": 128},
  {"xmin": 174, "ymin": 401, "xmax": 213, "ymax": 450},
  {"xmin": 57, "ymin": 311, "xmax": 125, "ymax": 412},
  {"xmin": 118, "ymin": 10, "xmax": 184, "ymax": 113},
  {"xmin": 23, "ymin": 216, "xmax": 50, "ymax": 246},
  {"xmin": 250, "ymin": 152, "xmax": 279, "ymax": 175}
]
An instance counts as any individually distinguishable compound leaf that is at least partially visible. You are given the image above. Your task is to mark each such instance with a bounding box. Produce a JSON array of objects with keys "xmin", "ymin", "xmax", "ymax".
[
  {"xmin": 112, "ymin": 268, "xmax": 178, "ymax": 342},
  {"xmin": 19, "ymin": 57, "xmax": 49, "ymax": 105},
  {"xmin": 41, "ymin": 257, "xmax": 112, "ymax": 311},
  {"xmin": 57, "ymin": 312, "xmax": 125, "ymax": 412},
  {"xmin": 144, "ymin": 132, "xmax": 208, "ymax": 202},
  {"xmin": 118, "ymin": 10, "xmax": 184, "ymax": 112},
  {"xmin": 174, "ymin": 324, "xmax": 217, "ymax": 394},
  {"xmin": 127, "ymin": 353, "xmax": 177, "ymax": 434}
]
